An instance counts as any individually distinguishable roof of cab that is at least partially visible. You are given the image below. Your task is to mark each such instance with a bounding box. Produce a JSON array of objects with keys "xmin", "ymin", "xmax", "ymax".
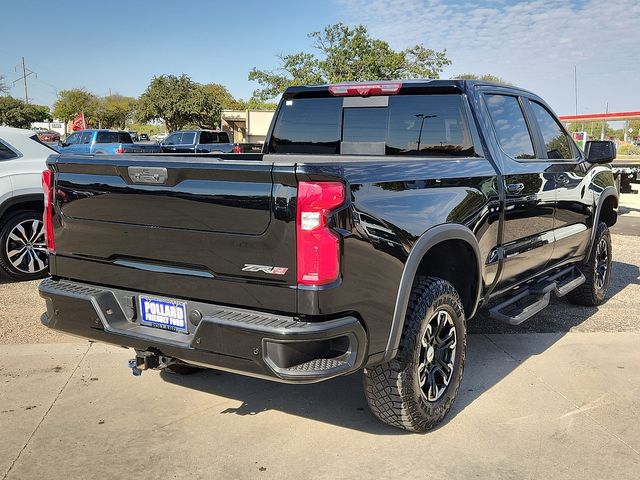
[{"xmin": 283, "ymin": 79, "xmax": 537, "ymax": 98}]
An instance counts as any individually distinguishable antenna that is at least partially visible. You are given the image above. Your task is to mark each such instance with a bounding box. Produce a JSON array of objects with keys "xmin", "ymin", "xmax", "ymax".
[{"xmin": 13, "ymin": 57, "xmax": 37, "ymax": 104}]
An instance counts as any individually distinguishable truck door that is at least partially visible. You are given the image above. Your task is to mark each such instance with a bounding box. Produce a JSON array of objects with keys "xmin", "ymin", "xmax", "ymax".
[
  {"xmin": 483, "ymin": 92, "xmax": 556, "ymax": 288},
  {"xmin": 161, "ymin": 132, "xmax": 180, "ymax": 153},
  {"xmin": 59, "ymin": 132, "xmax": 82, "ymax": 153},
  {"xmin": 175, "ymin": 131, "xmax": 196, "ymax": 153},
  {"xmin": 524, "ymin": 99, "xmax": 592, "ymax": 264},
  {"xmin": 77, "ymin": 130, "xmax": 94, "ymax": 154}
]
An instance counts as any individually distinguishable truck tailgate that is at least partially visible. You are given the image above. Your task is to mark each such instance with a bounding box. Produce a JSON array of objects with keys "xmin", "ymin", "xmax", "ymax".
[{"xmin": 48, "ymin": 155, "xmax": 297, "ymax": 313}]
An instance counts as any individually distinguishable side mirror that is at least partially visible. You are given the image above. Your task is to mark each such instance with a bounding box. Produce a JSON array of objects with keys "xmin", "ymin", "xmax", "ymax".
[{"xmin": 585, "ymin": 140, "xmax": 616, "ymax": 164}]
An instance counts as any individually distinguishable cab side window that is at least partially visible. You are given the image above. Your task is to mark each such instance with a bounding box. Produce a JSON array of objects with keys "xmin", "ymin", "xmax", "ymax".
[
  {"xmin": 164, "ymin": 133, "xmax": 180, "ymax": 145},
  {"xmin": 484, "ymin": 94, "xmax": 535, "ymax": 160},
  {"xmin": 79, "ymin": 131, "xmax": 93, "ymax": 144},
  {"xmin": 530, "ymin": 101, "xmax": 574, "ymax": 159},
  {"xmin": 66, "ymin": 133, "xmax": 81, "ymax": 145},
  {"xmin": 199, "ymin": 131, "xmax": 215, "ymax": 144},
  {"xmin": 180, "ymin": 132, "xmax": 196, "ymax": 145}
]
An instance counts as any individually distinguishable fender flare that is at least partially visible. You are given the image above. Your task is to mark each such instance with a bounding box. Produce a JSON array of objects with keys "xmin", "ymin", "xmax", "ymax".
[
  {"xmin": 0, "ymin": 194, "xmax": 44, "ymax": 221},
  {"xmin": 382, "ymin": 224, "xmax": 482, "ymax": 362},
  {"xmin": 586, "ymin": 186, "xmax": 618, "ymax": 259}
]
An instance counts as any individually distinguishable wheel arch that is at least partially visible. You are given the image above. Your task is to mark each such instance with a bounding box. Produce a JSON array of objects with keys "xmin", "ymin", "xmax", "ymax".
[
  {"xmin": 585, "ymin": 187, "xmax": 618, "ymax": 259},
  {"xmin": 382, "ymin": 224, "xmax": 482, "ymax": 362},
  {"xmin": 0, "ymin": 194, "xmax": 44, "ymax": 226}
]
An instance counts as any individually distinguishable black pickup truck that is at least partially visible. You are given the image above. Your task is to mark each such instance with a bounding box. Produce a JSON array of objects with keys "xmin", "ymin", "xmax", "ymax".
[{"xmin": 39, "ymin": 80, "xmax": 618, "ymax": 432}]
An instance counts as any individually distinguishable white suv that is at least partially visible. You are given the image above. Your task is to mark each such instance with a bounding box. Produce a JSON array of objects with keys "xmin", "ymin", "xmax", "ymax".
[{"xmin": 0, "ymin": 127, "xmax": 56, "ymax": 280}]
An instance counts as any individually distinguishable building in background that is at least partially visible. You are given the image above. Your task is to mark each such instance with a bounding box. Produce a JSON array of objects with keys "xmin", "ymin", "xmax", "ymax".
[
  {"xmin": 30, "ymin": 121, "xmax": 65, "ymax": 136},
  {"xmin": 221, "ymin": 109, "xmax": 274, "ymax": 144}
]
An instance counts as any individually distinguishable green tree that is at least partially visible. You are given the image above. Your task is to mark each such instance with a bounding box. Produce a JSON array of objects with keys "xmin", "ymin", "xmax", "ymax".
[
  {"xmin": 248, "ymin": 23, "xmax": 451, "ymax": 102},
  {"xmin": 53, "ymin": 88, "xmax": 98, "ymax": 134},
  {"xmin": 454, "ymin": 73, "xmax": 512, "ymax": 85},
  {"xmin": 234, "ymin": 98, "xmax": 278, "ymax": 111},
  {"xmin": 0, "ymin": 96, "xmax": 51, "ymax": 128},
  {"xmin": 94, "ymin": 94, "xmax": 137, "ymax": 129},
  {"xmin": 191, "ymin": 83, "xmax": 242, "ymax": 129},
  {"xmin": 136, "ymin": 74, "xmax": 201, "ymax": 132}
]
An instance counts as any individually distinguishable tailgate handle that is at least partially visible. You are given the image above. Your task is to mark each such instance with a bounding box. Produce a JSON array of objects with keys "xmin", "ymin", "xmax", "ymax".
[{"xmin": 128, "ymin": 166, "xmax": 168, "ymax": 184}]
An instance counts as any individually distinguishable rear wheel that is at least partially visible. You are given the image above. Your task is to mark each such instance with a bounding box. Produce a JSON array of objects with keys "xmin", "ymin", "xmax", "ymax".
[
  {"xmin": 567, "ymin": 221, "xmax": 612, "ymax": 306},
  {"xmin": 363, "ymin": 277, "xmax": 466, "ymax": 432},
  {"xmin": 0, "ymin": 210, "xmax": 48, "ymax": 281}
]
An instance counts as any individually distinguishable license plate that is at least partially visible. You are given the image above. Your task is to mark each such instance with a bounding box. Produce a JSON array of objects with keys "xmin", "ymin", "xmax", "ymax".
[{"xmin": 139, "ymin": 296, "xmax": 188, "ymax": 334}]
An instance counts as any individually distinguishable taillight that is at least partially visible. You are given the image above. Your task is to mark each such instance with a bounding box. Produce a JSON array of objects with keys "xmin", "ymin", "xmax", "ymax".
[
  {"xmin": 233, "ymin": 144, "xmax": 241, "ymax": 153},
  {"xmin": 41, "ymin": 169, "xmax": 55, "ymax": 252},
  {"xmin": 328, "ymin": 81, "xmax": 402, "ymax": 96},
  {"xmin": 116, "ymin": 146, "xmax": 124, "ymax": 154},
  {"xmin": 296, "ymin": 181, "xmax": 345, "ymax": 286}
]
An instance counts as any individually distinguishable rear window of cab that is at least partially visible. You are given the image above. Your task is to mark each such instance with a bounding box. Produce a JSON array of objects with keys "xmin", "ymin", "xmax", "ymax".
[{"xmin": 269, "ymin": 94, "xmax": 476, "ymax": 157}]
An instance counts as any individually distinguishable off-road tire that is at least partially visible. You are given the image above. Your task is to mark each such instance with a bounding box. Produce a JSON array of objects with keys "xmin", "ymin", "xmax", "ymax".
[
  {"xmin": 363, "ymin": 277, "xmax": 467, "ymax": 432},
  {"xmin": 0, "ymin": 210, "xmax": 49, "ymax": 281},
  {"xmin": 566, "ymin": 221, "xmax": 612, "ymax": 306}
]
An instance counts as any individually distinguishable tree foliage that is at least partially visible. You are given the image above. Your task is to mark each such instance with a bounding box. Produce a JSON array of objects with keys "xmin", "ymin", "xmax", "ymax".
[
  {"xmin": 0, "ymin": 96, "xmax": 51, "ymax": 128},
  {"xmin": 248, "ymin": 23, "xmax": 451, "ymax": 102},
  {"xmin": 191, "ymin": 83, "xmax": 243, "ymax": 129},
  {"xmin": 454, "ymin": 73, "xmax": 512, "ymax": 85},
  {"xmin": 137, "ymin": 76, "xmax": 246, "ymax": 131},
  {"xmin": 136, "ymin": 75, "xmax": 202, "ymax": 132},
  {"xmin": 94, "ymin": 94, "xmax": 137, "ymax": 129},
  {"xmin": 52, "ymin": 89, "xmax": 98, "ymax": 131}
]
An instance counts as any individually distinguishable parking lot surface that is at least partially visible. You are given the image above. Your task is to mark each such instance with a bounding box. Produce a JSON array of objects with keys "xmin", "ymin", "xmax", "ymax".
[{"xmin": 0, "ymin": 187, "xmax": 639, "ymax": 479}]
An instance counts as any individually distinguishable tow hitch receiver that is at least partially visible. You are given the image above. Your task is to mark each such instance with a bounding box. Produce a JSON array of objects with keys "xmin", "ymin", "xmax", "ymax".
[{"xmin": 127, "ymin": 351, "xmax": 160, "ymax": 376}]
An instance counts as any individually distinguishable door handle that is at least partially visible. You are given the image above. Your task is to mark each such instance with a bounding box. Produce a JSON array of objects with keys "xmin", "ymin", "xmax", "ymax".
[{"xmin": 507, "ymin": 183, "xmax": 525, "ymax": 194}]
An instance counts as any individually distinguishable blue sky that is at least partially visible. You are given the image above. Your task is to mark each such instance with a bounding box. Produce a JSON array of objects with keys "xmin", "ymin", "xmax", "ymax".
[{"xmin": 1, "ymin": 0, "xmax": 638, "ymax": 117}]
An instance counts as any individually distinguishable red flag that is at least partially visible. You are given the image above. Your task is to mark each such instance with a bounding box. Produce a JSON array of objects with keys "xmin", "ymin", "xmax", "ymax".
[{"xmin": 71, "ymin": 112, "xmax": 87, "ymax": 131}]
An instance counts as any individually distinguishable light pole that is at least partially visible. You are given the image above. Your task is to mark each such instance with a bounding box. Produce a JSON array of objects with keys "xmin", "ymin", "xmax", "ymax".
[{"xmin": 414, "ymin": 114, "xmax": 436, "ymax": 152}]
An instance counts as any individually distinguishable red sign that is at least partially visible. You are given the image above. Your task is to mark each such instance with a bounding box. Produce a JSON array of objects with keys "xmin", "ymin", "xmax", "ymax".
[{"xmin": 71, "ymin": 112, "xmax": 87, "ymax": 131}]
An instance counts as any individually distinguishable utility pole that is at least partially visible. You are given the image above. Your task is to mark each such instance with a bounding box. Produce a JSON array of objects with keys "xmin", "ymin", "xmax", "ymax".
[
  {"xmin": 601, "ymin": 102, "xmax": 608, "ymax": 141},
  {"xmin": 574, "ymin": 66, "xmax": 578, "ymax": 117},
  {"xmin": 13, "ymin": 57, "xmax": 36, "ymax": 105}
]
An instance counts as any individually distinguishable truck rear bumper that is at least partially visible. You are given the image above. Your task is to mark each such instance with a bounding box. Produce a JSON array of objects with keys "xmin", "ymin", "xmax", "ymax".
[{"xmin": 39, "ymin": 278, "xmax": 367, "ymax": 383}]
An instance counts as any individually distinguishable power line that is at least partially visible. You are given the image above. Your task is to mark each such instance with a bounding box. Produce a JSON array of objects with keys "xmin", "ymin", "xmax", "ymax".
[{"xmin": 13, "ymin": 57, "xmax": 36, "ymax": 104}]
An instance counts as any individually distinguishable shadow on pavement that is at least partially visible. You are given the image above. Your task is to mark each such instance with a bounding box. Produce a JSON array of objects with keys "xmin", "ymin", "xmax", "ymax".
[{"xmin": 160, "ymin": 260, "xmax": 639, "ymax": 434}]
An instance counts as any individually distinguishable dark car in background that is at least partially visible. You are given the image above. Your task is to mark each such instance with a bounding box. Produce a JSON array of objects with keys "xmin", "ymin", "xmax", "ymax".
[
  {"xmin": 36, "ymin": 130, "xmax": 60, "ymax": 143},
  {"xmin": 160, "ymin": 130, "xmax": 235, "ymax": 153}
]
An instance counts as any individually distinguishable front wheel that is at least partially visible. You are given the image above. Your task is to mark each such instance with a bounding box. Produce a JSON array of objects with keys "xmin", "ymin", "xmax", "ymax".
[
  {"xmin": 0, "ymin": 210, "xmax": 49, "ymax": 281},
  {"xmin": 363, "ymin": 277, "xmax": 467, "ymax": 432},
  {"xmin": 567, "ymin": 221, "xmax": 612, "ymax": 306}
]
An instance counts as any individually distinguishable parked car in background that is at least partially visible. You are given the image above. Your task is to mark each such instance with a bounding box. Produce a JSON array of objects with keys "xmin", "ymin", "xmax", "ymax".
[
  {"xmin": 160, "ymin": 130, "xmax": 235, "ymax": 153},
  {"xmin": 0, "ymin": 127, "xmax": 57, "ymax": 280},
  {"xmin": 57, "ymin": 130, "xmax": 161, "ymax": 155},
  {"xmin": 138, "ymin": 133, "xmax": 150, "ymax": 141},
  {"xmin": 36, "ymin": 130, "xmax": 60, "ymax": 144},
  {"xmin": 233, "ymin": 142, "xmax": 264, "ymax": 153},
  {"xmin": 152, "ymin": 132, "xmax": 168, "ymax": 142},
  {"xmin": 128, "ymin": 131, "xmax": 139, "ymax": 142}
]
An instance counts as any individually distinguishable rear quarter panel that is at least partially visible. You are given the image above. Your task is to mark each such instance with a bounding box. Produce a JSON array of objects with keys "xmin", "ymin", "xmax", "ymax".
[{"xmin": 288, "ymin": 155, "xmax": 500, "ymax": 356}]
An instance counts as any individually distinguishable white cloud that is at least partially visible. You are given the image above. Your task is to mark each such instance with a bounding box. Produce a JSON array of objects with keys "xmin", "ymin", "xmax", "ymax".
[{"xmin": 337, "ymin": 0, "xmax": 640, "ymax": 115}]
